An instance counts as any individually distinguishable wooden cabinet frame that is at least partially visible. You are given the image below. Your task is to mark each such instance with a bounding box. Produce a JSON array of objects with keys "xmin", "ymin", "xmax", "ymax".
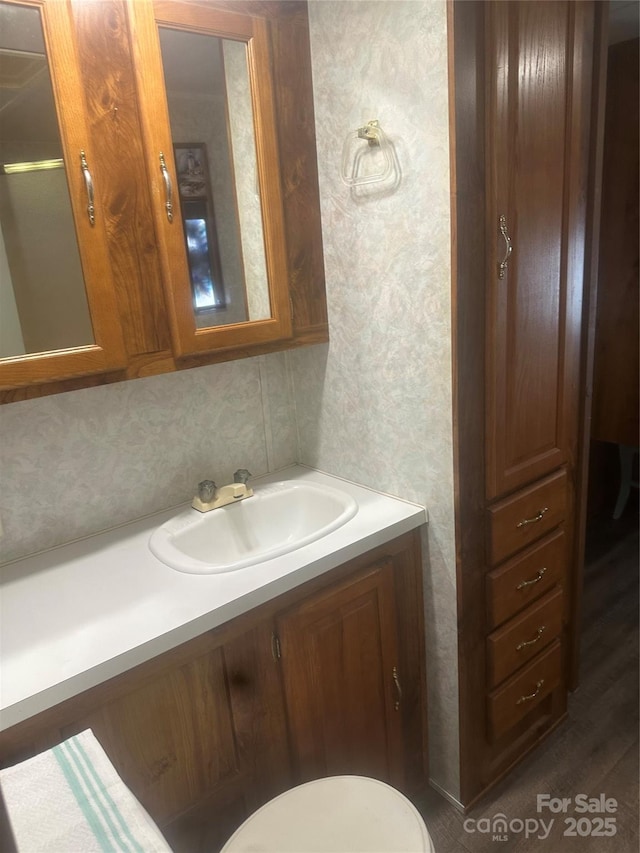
[
  {"xmin": 0, "ymin": 0, "xmax": 328, "ymax": 403},
  {"xmin": 126, "ymin": 0, "xmax": 293, "ymax": 356},
  {"xmin": 0, "ymin": 0, "xmax": 127, "ymax": 391},
  {"xmin": 450, "ymin": 0, "xmax": 607, "ymax": 808}
]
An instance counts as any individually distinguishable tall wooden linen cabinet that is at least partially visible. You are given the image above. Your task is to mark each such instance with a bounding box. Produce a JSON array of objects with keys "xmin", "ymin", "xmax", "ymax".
[{"xmin": 451, "ymin": 1, "xmax": 601, "ymax": 805}]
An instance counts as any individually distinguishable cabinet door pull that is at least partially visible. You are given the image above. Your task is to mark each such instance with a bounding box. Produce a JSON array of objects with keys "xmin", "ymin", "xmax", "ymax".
[
  {"xmin": 498, "ymin": 214, "xmax": 512, "ymax": 279},
  {"xmin": 392, "ymin": 666, "xmax": 402, "ymax": 711},
  {"xmin": 159, "ymin": 152, "xmax": 174, "ymax": 222},
  {"xmin": 271, "ymin": 633, "xmax": 281, "ymax": 661},
  {"xmin": 516, "ymin": 567, "xmax": 546, "ymax": 590},
  {"xmin": 516, "ymin": 625, "xmax": 546, "ymax": 651},
  {"xmin": 80, "ymin": 151, "xmax": 95, "ymax": 226},
  {"xmin": 516, "ymin": 679, "xmax": 544, "ymax": 705},
  {"xmin": 516, "ymin": 507, "xmax": 548, "ymax": 528}
]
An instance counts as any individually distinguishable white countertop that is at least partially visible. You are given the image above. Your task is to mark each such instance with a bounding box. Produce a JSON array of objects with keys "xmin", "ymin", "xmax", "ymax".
[{"xmin": 0, "ymin": 466, "xmax": 426, "ymax": 731}]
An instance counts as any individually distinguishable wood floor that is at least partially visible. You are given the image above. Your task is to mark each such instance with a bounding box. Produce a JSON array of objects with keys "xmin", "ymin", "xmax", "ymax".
[{"xmin": 414, "ymin": 502, "xmax": 639, "ymax": 852}]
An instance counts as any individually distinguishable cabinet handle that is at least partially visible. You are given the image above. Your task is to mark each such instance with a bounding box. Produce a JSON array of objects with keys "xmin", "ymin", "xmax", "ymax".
[
  {"xmin": 516, "ymin": 625, "xmax": 546, "ymax": 651},
  {"xmin": 516, "ymin": 567, "xmax": 547, "ymax": 590},
  {"xmin": 271, "ymin": 633, "xmax": 281, "ymax": 661},
  {"xmin": 516, "ymin": 507, "xmax": 548, "ymax": 528},
  {"xmin": 498, "ymin": 214, "xmax": 512, "ymax": 279},
  {"xmin": 80, "ymin": 150, "xmax": 95, "ymax": 226},
  {"xmin": 392, "ymin": 666, "xmax": 402, "ymax": 711},
  {"xmin": 516, "ymin": 679, "xmax": 544, "ymax": 705},
  {"xmin": 159, "ymin": 152, "xmax": 174, "ymax": 222}
]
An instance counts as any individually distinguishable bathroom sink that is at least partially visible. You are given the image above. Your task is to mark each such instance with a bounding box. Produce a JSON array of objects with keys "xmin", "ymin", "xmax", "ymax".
[{"xmin": 149, "ymin": 480, "xmax": 358, "ymax": 574}]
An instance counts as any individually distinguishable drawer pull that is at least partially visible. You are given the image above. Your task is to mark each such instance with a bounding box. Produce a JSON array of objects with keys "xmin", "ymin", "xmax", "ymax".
[
  {"xmin": 516, "ymin": 679, "xmax": 544, "ymax": 705},
  {"xmin": 516, "ymin": 507, "xmax": 549, "ymax": 528},
  {"xmin": 516, "ymin": 625, "xmax": 546, "ymax": 651},
  {"xmin": 516, "ymin": 567, "xmax": 547, "ymax": 590},
  {"xmin": 392, "ymin": 666, "xmax": 402, "ymax": 711}
]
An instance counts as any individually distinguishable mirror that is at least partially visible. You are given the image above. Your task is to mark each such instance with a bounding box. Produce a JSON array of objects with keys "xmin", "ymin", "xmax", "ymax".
[
  {"xmin": 0, "ymin": 1, "xmax": 94, "ymax": 359},
  {"xmin": 126, "ymin": 0, "xmax": 293, "ymax": 359},
  {"xmin": 158, "ymin": 27, "xmax": 271, "ymax": 329},
  {"xmin": 128, "ymin": 0, "xmax": 292, "ymax": 357}
]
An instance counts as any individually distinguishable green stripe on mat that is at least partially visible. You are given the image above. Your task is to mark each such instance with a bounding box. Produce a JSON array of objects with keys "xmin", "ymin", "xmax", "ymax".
[
  {"xmin": 52, "ymin": 742, "xmax": 117, "ymax": 853},
  {"xmin": 68, "ymin": 736, "xmax": 144, "ymax": 853}
]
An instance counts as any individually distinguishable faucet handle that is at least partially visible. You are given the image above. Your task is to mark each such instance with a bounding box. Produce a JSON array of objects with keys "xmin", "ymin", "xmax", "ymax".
[
  {"xmin": 233, "ymin": 469, "xmax": 251, "ymax": 485},
  {"xmin": 197, "ymin": 479, "xmax": 217, "ymax": 502}
]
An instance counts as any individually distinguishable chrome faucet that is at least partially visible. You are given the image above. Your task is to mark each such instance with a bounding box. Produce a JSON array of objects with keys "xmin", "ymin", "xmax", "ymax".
[{"xmin": 192, "ymin": 470, "xmax": 253, "ymax": 512}]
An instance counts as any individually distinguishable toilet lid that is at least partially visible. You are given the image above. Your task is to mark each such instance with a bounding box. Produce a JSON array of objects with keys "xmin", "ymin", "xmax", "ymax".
[{"xmin": 220, "ymin": 775, "xmax": 435, "ymax": 853}]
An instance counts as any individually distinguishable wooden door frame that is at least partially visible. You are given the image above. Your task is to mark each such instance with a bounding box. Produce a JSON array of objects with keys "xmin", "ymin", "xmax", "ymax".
[
  {"xmin": 449, "ymin": 0, "xmax": 610, "ymax": 804},
  {"xmin": 448, "ymin": 0, "xmax": 488, "ymax": 808},
  {"xmin": 569, "ymin": 1, "xmax": 610, "ymax": 691}
]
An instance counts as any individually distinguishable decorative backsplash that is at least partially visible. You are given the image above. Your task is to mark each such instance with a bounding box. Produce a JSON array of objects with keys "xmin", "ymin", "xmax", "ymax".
[{"xmin": 0, "ymin": 353, "xmax": 296, "ymax": 564}]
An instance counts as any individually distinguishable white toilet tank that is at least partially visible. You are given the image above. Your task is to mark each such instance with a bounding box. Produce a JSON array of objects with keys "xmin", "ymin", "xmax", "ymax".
[{"xmin": 220, "ymin": 775, "xmax": 435, "ymax": 853}]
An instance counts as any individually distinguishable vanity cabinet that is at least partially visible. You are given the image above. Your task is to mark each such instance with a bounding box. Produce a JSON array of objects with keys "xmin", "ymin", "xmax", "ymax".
[
  {"xmin": 0, "ymin": 531, "xmax": 426, "ymax": 852},
  {"xmin": 0, "ymin": 0, "xmax": 327, "ymax": 402},
  {"xmin": 451, "ymin": 0, "xmax": 597, "ymax": 806},
  {"xmin": 277, "ymin": 558, "xmax": 404, "ymax": 787}
]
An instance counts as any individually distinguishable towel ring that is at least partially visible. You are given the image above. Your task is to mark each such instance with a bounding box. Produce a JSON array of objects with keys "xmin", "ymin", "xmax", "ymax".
[{"xmin": 340, "ymin": 120, "xmax": 395, "ymax": 187}]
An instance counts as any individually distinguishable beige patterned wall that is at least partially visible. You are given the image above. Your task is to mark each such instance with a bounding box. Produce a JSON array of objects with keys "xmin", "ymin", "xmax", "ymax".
[
  {"xmin": 290, "ymin": 0, "xmax": 460, "ymax": 799},
  {"xmin": 0, "ymin": 353, "xmax": 296, "ymax": 565}
]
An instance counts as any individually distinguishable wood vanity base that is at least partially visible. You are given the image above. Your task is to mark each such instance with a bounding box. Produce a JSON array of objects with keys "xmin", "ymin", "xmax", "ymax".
[{"xmin": 0, "ymin": 531, "xmax": 426, "ymax": 853}]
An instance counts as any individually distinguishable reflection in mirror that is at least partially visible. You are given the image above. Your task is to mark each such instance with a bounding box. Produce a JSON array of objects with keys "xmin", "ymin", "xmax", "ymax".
[
  {"xmin": 158, "ymin": 27, "xmax": 271, "ymax": 329},
  {"xmin": 0, "ymin": 1, "xmax": 94, "ymax": 358}
]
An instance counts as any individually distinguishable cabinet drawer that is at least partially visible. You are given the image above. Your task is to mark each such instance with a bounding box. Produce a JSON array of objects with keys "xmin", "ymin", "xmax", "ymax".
[
  {"xmin": 487, "ymin": 470, "xmax": 568, "ymax": 565},
  {"xmin": 487, "ymin": 640, "xmax": 562, "ymax": 741},
  {"xmin": 486, "ymin": 530, "xmax": 566, "ymax": 629},
  {"xmin": 487, "ymin": 587, "xmax": 563, "ymax": 688}
]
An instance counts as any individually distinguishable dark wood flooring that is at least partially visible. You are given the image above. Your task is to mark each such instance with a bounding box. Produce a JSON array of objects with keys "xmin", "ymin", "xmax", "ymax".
[{"xmin": 416, "ymin": 502, "xmax": 639, "ymax": 852}]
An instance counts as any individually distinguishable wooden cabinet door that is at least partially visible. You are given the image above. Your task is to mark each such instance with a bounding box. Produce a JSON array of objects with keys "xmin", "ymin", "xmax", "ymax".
[
  {"xmin": 163, "ymin": 622, "xmax": 294, "ymax": 853},
  {"xmin": 485, "ymin": 0, "xmax": 591, "ymax": 499},
  {"xmin": 60, "ymin": 643, "xmax": 240, "ymax": 827},
  {"xmin": 125, "ymin": 0, "xmax": 292, "ymax": 358},
  {"xmin": 276, "ymin": 560, "xmax": 404, "ymax": 787},
  {"xmin": 0, "ymin": 0, "xmax": 126, "ymax": 390}
]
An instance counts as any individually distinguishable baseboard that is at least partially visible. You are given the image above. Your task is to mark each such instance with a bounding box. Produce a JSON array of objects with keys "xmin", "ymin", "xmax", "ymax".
[{"xmin": 428, "ymin": 778, "xmax": 465, "ymax": 813}]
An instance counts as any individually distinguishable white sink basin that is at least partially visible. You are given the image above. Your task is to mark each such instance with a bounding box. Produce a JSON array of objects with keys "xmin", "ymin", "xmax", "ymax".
[{"xmin": 149, "ymin": 480, "xmax": 358, "ymax": 574}]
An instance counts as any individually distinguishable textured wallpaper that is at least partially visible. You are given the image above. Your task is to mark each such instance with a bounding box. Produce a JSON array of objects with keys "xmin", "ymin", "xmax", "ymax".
[
  {"xmin": 0, "ymin": 353, "xmax": 296, "ymax": 565},
  {"xmin": 292, "ymin": 0, "xmax": 460, "ymax": 799}
]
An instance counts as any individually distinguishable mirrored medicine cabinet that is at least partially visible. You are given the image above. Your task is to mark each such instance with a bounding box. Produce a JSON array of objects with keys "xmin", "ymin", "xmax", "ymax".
[
  {"xmin": 0, "ymin": 0, "xmax": 126, "ymax": 387},
  {"xmin": 0, "ymin": 0, "xmax": 326, "ymax": 399},
  {"xmin": 128, "ymin": 0, "xmax": 292, "ymax": 356}
]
